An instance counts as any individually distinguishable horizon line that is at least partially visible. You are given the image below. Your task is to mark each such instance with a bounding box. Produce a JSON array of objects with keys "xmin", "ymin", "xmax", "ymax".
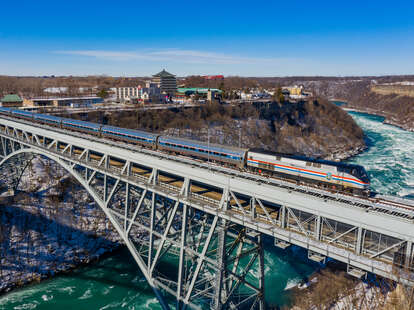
[{"xmin": 2, "ymin": 74, "xmax": 414, "ymax": 78}]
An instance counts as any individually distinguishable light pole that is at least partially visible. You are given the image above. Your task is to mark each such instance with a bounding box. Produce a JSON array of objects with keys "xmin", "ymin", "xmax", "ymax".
[
  {"xmin": 208, "ymin": 124, "xmax": 210, "ymax": 170},
  {"xmin": 238, "ymin": 124, "xmax": 241, "ymax": 148}
]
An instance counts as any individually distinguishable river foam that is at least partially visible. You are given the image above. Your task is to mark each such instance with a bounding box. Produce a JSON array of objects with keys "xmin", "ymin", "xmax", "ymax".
[{"xmin": 347, "ymin": 111, "xmax": 414, "ymax": 198}]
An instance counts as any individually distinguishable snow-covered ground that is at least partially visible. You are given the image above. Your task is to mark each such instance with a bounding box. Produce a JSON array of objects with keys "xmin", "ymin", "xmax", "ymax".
[{"xmin": 0, "ymin": 157, "xmax": 121, "ymax": 293}]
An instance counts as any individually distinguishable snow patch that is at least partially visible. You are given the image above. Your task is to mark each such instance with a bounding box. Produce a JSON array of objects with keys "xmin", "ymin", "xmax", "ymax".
[{"xmin": 284, "ymin": 278, "xmax": 301, "ymax": 291}]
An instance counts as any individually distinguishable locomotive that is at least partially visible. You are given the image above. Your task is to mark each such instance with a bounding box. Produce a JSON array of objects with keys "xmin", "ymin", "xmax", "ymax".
[{"xmin": 0, "ymin": 107, "xmax": 370, "ymax": 194}]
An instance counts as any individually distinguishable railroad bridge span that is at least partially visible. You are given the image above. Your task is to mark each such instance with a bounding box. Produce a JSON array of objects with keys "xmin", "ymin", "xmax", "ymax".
[{"xmin": 1, "ymin": 115, "xmax": 414, "ymax": 309}]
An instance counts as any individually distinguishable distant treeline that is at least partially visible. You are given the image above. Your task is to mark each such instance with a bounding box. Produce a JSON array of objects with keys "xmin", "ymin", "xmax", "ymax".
[{"xmin": 1, "ymin": 74, "xmax": 414, "ymax": 98}]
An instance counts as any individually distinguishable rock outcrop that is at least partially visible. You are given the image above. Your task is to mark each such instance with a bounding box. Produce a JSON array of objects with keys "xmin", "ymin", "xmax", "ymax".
[{"xmin": 106, "ymin": 99, "xmax": 365, "ymax": 160}]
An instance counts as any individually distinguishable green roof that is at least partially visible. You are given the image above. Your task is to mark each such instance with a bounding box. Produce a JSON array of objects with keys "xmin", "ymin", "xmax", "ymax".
[
  {"xmin": 177, "ymin": 88, "xmax": 222, "ymax": 94},
  {"xmin": 1, "ymin": 94, "xmax": 22, "ymax": 103},
  {"xmin": 153, "ymin": 69, "xmax": 175, "ymax": 77}
]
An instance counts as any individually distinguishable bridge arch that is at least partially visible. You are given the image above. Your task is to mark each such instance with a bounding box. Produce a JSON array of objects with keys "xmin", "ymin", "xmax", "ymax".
[{"xmin": 0, "ymin": 147, "xmax": 170, "ymax": 309}]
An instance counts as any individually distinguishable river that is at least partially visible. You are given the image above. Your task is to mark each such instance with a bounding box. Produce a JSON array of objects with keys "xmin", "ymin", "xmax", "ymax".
[
  {"xmin": 346, "ymin": 111, "xmax": 414, "ymax": 199},
  {"xmin": 1, "ymin": 111, "xmax": 413, "ymax": 309}
]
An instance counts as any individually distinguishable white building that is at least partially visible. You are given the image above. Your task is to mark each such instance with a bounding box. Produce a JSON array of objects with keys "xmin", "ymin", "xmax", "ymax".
[
  {"xmin": 115, "ymin": 87, "xmax": 141, "ymax": 101},
  {"xmin": 240, "ymin": 92, "xmax": 252, "ymax": 100},
  {"xmin": 114, "ymin": 83, "xmax": 162, "ymax": 103}
]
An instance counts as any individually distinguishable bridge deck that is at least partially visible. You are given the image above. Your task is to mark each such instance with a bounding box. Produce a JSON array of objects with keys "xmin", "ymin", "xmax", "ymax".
[{"xmin": 1, "ymin": 114, "xmax": 414, "ymax": 297}]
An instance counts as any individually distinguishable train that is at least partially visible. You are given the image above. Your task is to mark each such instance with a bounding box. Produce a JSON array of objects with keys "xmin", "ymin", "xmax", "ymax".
[{"xmin": 0, "ymin": 107, "xmax": 370, "ymax": 195}]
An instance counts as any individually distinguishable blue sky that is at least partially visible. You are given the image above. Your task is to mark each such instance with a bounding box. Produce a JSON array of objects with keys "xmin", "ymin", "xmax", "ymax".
[{"xmin": 1, "ymin": 0, "xmax": 414, "ymax": 76}]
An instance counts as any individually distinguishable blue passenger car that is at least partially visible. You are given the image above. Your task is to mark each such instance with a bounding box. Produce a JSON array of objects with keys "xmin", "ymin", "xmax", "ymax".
[
  {"xmin": 158, "ymin": 136, "xmax": 247, "ymax": 168},
  {"xmin": 61, "ymin": 118, "xmax": 101, "ymax": 134},
  {"xmin": 101, "ymin": 125, "xmax": 158, "ymax": 148},
  {"xmin": 0, "ymin": 107, "xmax": 12, "ymax": 116},
  {"xmin": 34, "ymin": 113, "xmax": 63, "ymax": 126},
  {"xmin": 11, "ymin": 110, "xmax": 34, "ymax": 120}
]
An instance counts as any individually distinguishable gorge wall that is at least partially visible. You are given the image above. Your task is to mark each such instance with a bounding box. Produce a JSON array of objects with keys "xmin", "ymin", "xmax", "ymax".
[{"xmin": 92, "ymin": 99, "xmax": 365, "ymax": 160}]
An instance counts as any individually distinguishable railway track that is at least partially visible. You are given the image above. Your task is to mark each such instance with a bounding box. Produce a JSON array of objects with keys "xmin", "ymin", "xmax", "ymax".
[{"xmin": 1, "ymin": 115, "xmax": 413, "ymax": 222}]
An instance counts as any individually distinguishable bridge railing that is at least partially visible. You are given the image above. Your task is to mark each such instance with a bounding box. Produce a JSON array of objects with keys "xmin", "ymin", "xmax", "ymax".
[{"xmin": 1, "ymin": 117, "xmax": 414, "ymax": 287}]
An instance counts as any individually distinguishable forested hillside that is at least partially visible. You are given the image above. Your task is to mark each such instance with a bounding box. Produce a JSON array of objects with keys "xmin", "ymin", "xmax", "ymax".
[{"xmin": 83, "ymin": 99, "xmax": 365, "ymax": 160}]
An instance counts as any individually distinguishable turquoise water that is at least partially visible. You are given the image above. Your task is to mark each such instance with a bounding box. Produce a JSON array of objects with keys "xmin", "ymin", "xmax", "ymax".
[
  {"xmin": 346, "ymin": 111, "xmax": 414, "ymax": 198},
  {"xmin": 1, "ymin": 110, "xmax": 413, "ymax": 309},
  {"xmin": 0, "ymin": 245, "xmax": 316, "ymax": 309}
]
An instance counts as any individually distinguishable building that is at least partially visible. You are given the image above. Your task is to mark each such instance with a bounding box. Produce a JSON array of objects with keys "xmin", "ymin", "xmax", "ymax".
[
  {"xmin": 240, "ymin": 92, "xmax": 252, "ymax": 100},
  {"xmin": 23, "ymin": 96, "xmax": 103, "ymax": 108},
  {"xmin": 203, "ymin": 75, "xmax": 224, "ymax": 80},
  {"xmin": 114, "ymin": 84, "xmax": 161, "ymax": 103},
  {"xmin": 114, "ymin": 87, "xmax": 141, "ymax": 101},
  {"xmin": 282, "ymin": 85, "xmax": 307, "ymax": 99},
  {"xmin": 152, "ymin": 69, "xmax": 177, "ymax": 96},
  {"xmin": 176, "ymin": 88, "xmax": 222, "ymax": 103},
  {"xmin": 43, "ymin": 86, "xmax": 98, "ymax": 95},
  {"xmin": 177, "ymin": 88, "xmax": 222, "ymax": 96},
  {"xmin": 0, "ymin": 94, "xmax": 23, "ymax": 107}
]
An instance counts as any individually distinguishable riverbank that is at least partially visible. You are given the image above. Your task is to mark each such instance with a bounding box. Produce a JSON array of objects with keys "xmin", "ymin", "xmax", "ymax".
[
  {"xmin": 332, "ymin": 97, "xmax": 414, "ymax": 133},
  {"xmin": 342, "ymin": 107, "xmax": 414, "ymax": 133},
  {"xmin": 331, "ymin": 91, "xmax": 414, "ymax": 133}
]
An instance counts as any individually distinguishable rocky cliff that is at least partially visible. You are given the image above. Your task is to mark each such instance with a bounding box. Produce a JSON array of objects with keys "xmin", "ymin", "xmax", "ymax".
[
  {"xmin": 344, "ymin": 84, "xmax": 414, "ymax": 132},
  {"xmin": 104, "ymin": 99, "xmax": 365, "ymax": 160},
  {"xmin": 294, "ymin": 78, "xmax": 414, "ymax": 132}
]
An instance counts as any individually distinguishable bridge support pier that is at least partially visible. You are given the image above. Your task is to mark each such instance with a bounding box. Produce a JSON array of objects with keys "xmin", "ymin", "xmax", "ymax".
[{"xmin": 405, "ymin": 241, "xmax": 413, "ymax": 269}]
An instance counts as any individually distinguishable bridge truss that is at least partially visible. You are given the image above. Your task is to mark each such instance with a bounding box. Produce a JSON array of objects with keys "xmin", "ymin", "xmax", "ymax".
[{"xmin": 1, "ymin": 116, "xmax": 414, "ymax": 309}]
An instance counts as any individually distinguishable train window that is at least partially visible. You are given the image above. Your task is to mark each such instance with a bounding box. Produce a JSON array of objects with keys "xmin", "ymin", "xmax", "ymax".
[
  {"xmin": 276, "ymin": 156, "xmax": 281, "ymax": 161},
  {"xmin": 306, "ymin": 162, "xmax": 312, "ymax": 166}
]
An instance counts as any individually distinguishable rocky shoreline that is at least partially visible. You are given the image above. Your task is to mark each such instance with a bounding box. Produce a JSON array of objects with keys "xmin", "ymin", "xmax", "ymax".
[
  {"xmin": 383, "ymin": 118, "xmax": 414, "ymax": 133},
  {"xmin": 342, "ymin": 106, "xmax": 414, "ymax": 133},
  {"xmin": 287, "ymin": 259, "xmax": 400, "ymax": 310},
  {"xmin": 330, "ymin": 88, "xmax": 414, "ymax": 133},
  {"xmin": 329, "ymin": 143, "xmax": 367, "ymax": 161}
]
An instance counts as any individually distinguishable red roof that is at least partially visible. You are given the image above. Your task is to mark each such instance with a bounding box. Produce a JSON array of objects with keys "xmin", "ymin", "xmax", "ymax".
[{"xmin": 203, "ymin": 75, "xmax": 224, "ymax": 80}]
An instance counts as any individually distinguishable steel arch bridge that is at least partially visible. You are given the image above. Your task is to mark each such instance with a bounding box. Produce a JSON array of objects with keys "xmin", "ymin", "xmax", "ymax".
[
  {"xmin": 1, "ymin": 115, "xmax": 414, "ymax": 309},
  {"xmin": 0, "ymin": 121, "xmax": 266, "ymax": 310}
]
